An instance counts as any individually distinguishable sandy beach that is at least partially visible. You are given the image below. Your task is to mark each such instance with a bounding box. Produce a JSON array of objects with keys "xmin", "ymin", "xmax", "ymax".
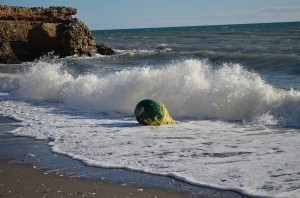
[{"xmin": 0, "ymin": 159, "xmax": 199, "ymax": 198}]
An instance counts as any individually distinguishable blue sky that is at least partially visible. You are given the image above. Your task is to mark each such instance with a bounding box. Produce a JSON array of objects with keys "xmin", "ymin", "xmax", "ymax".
[{"xmin": 1, "ymin": 0, "xmax": 300, "ymax": 30}]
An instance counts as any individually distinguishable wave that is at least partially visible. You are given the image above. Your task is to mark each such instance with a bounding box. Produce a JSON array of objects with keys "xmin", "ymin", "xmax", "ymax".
[
  {"xmin": 7, "ymin": 59, "xmax": 300, "ymax": 127},
  {"xmin": 114, "ymin": 47, "xmax": 175, "ymax": 58},
  {"xmin": 0, "ymin": 73, "xmax": 20, "ymax": 92},
  {"xmin": 194, "ymin": 50, "xmax": 300, "ymax": 62},
  {"xmin": 115, "ymin": 49, "xmax": 155, "ymax": 55}
]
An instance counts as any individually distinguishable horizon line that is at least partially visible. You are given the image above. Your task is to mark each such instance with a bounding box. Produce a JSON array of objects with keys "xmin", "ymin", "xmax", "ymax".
[{"xmin": 91, "ymin": 20, "xmax": 300, "ymax": 31}]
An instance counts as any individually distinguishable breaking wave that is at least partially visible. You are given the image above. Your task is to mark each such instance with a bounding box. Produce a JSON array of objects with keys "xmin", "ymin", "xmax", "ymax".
[{"xmin": 10, "ymin": 59, "xmax": 300, "ymax": 127}]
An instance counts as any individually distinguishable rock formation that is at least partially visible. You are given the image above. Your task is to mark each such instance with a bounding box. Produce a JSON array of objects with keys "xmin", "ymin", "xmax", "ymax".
[
  {"xmin": 0, "ymin": 5, "xmax": 114, "ymax": 64},
  {"xmin": 96, "ymin": 44, "xmax": 116, "ymax": 55}
]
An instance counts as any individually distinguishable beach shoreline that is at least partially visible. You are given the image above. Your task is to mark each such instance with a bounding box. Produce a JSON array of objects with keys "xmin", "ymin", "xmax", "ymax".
[
  {"xmin": 1, "ymin": 20, "xmax": 299, "ymax": 198},
  {"xmin": 0, "ymin": 158, "xmax": 198, "ymax": 198},
  {"xmin": 0, "ymin": 115, "xmax": 247, "ymax": 198}
]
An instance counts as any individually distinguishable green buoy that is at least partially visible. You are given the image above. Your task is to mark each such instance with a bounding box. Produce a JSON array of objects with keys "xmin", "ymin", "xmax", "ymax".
[{"xmin": 134, "ymin": 99, "xmax": 175, "ymax": 126}]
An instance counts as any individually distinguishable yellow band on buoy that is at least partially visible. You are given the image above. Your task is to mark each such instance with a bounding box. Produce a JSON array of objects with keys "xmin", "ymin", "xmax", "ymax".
[{"xmin": 159, "ymin": 103, "xmax": 175, "ymax": 125}]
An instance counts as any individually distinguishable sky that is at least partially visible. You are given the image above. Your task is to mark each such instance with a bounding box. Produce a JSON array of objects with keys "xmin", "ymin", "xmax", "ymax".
[{"xmin": 1, "ymin": 0, "xmax": 300, "ymax": 30}]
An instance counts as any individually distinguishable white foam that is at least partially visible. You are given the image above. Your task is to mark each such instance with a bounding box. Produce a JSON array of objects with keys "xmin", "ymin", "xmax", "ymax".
[
  {"xmin": 14, "ymin": 59, "xmax": 300, "ymax": 127},
  {"xmin": 1, "ymin": 59, "xmax": 300, "ymax": 197},
  {"xmin": 0, "ymin": 97, "xmax": 299, "ymax": 197},
  {"xmin": 16, "ymin": 61, "xmax": 73, "ymax": 101},
  {"xmin": 115, "ymin": 49, "xmax": 156, "ymax": 56}
]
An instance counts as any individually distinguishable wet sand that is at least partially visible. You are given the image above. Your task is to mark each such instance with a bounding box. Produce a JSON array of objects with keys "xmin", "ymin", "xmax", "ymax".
[{"xmin": 0, "ymin": 159, "xmax": 197, "ymax": 198}]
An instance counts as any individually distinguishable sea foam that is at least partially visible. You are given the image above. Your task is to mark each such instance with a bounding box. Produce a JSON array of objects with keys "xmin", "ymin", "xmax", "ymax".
[
  {"xmin": 15, "ymin": 59, "xmax": 300, "ymax": 127},
  {"xmin": 1, "ymin": 59, "xmax": 300, "ymax": 197}
]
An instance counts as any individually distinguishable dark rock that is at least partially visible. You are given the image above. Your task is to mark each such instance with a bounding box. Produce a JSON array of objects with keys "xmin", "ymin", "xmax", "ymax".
[
  {"xmin": 96, "ymin": 44, "xmax": 115, "ymax": 55},
  {"xmin": 0, "ymin": 42, "xmax": 20, "ymax": 64},
  {"xmin": 0, "ymin": 5, "xmax": 76, "ymax": 22},
  {"xmin": 0, "ymin": 5, "xmax": 114, "ymax": 64},
  {"xmin": 58, "ymin": 18, "xmax": 97, "ymax": 57}
]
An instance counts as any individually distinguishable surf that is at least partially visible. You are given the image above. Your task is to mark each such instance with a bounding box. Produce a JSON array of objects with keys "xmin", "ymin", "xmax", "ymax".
[{"xmin": 5, "ymin": 59, "xmax": 298, "ymax": 128}]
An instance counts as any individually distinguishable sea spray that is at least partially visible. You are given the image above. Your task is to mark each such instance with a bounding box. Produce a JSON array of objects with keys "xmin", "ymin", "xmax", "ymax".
[
  {"xmin": 17, "ymin": 61, "xmax": 73, "ymax": 101},
  {"xmin": 14, "ymin": 59, "xmax": 300, "ymax": 127}
]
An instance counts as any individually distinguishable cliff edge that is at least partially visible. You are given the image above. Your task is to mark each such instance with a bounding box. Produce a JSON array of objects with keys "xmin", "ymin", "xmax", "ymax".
[{"xmin": 0, "ymin": 5, "xmax": 114, "ymax": 64}]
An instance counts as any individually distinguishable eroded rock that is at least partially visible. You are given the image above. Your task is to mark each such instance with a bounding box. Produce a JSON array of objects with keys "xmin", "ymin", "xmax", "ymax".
[{"xmin": 0, "ymin": 5, "xmax": 113, "ymax": 64}]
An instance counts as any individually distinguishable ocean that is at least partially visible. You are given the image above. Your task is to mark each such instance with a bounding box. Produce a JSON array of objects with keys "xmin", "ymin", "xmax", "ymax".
[{"xmin": 0, "ymin": 21, "xmax": 300, "ymax": 197}]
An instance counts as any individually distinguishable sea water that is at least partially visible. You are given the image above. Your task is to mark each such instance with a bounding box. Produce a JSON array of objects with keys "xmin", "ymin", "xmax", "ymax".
[{"xmin": 0, "ymin": 22, "xmax": 300, "ymax": 197}]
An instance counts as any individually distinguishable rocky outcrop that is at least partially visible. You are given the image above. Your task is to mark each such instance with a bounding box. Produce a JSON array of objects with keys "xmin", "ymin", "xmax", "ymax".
[
  {"xmin": 0, "ymin": 6, "xmax": 76, "ymax": 22},
  {"xmin": 0, "ymin": 5, "xmax": 114, "ymax": 64},
  {"xmin": 96, "ymin": 44, "xmax": 115, "ymax": 55}
]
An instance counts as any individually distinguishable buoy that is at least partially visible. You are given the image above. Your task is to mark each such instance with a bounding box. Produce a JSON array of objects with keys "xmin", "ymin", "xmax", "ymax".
[{"xmin": 134, "ymin": 99, "xmax": 175, "ymax": 126}]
